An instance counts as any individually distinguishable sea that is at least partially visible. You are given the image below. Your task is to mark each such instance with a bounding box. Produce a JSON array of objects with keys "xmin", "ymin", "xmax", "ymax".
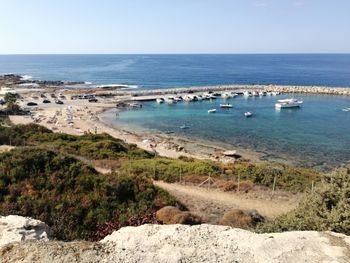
[{"xmin": 1, "ymin": 54, "xmax": 350, "ymax": 170}]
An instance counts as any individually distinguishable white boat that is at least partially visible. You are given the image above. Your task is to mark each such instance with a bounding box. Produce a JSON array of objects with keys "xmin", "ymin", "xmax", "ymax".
[
  {"xmin": 243, "ymin": 91, "xmax": 252, "ymax": 97},
  {"xmin": 272, "ymin": 92, "xmax": 280, "ymax": 96},
  {"xmin": 221, "ymin": 92, "xmax": 232, "ymax": 99},
  {"xmin": 244, "ymin": 112, "xmax": 253, "ymax": 117},
  {"xmin": 252, "ymin": 91, "xmax": 259, "ymax": 96},
  {"xmin": 259, "ymin": 91, "xmax": 267, "ymax": 96},
  {"xmin": 342, "ymin": 107, "xmax": 350, "ymax": 112},
  {"xmin": 165, "ymin": 97, "xmax": 176, "ymax": 104},
  {"xmin": 220, "ymin": 104, "xmax": 233, "ymax": 108},
  {"xmin": 275, "ymin": 98, "xmax": 303, "ymax": 109},
  {"xmin": 156, "ymin": 98, "xmax": 164, "ymax": 103},
  {"xmin": 180, "ymin": 125, "xmax": 189, "ymax": 129},
  {"xmin": 230, "ymin": 93, "xmax": 238, "ymax": 98},
  {"xmin": 208, "ymin": 109, "xmax": 217, "ymax": 113},
  {"xmin": 174, "ymin": 97, "xmax": 182, "ymax": 102}
]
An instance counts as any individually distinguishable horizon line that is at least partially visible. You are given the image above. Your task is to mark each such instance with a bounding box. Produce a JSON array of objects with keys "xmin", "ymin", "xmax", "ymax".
[{"xmin": 0, "ymin": 52, "xmax": 350, "ymax": 56}]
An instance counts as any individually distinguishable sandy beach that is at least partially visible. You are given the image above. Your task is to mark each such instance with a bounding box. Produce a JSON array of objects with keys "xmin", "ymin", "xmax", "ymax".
[{"xmin": 7, "ymin": 88, "xmax": 264, "ymax": 163}]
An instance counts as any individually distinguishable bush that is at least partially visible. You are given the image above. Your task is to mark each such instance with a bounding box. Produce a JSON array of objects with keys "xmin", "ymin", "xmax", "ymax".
[
  {"xmin": 257, "ymin": 164, "xmax": 350, "ymax": 235},
  {"xmin": 219, "ymin": 209, "xmax": 265, "ymax": 229},
  {"xmin": 0, "ymin": 148, "xmax": 181, "ymax": 241},
  {"xmin": 156, "ymin": 206, "xmax": 201, "ymax": 225}
]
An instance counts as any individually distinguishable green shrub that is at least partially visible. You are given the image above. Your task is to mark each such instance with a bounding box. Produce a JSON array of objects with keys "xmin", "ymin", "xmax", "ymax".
[
  {"xmin": 257, "ymin": 164, "xmax": 350, "ymax": 235},
  {"xmin": 0, "ymin": 148, "xmax": 180, "ymax": 241}
]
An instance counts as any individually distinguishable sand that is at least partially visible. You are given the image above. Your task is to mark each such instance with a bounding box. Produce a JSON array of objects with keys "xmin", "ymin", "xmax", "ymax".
[{"xmin": 8, "ymin": 92, "xmax": 262, "ymax": 163}]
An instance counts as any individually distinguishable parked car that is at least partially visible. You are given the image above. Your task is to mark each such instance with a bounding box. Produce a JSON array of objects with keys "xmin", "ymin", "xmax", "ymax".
[
  {"xmin": 43, "ymin": 99, "xmax": 51, "ymax": 103},
  {"xmin": 55, "ymin": 99, "xmax": 64, "ymax": 105},
  {"xmin": 27, "ymin": 102, "xmax": 38, "ymax": 106},
  {"xmin": 0, "ymin": 99, "xmax": 5, "ymax": 105},
  {"xmin": 88, "ymin": 98, "xmax": 98, "ymax": 102}
]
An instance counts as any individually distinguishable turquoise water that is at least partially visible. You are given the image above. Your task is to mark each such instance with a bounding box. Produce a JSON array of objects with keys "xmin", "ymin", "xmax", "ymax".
[
  {"xmin": 101, "ymin": 94, "xmax": 350, "ymax": 170},
  {"xmin": 1, "ymin": 54, "xmax": 350, "ymax": 169}
]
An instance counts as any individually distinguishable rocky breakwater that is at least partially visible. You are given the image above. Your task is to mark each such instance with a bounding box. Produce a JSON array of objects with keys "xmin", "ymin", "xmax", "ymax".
[
  {"xmin": 1, "ymin": 216, "xmax": 350, "ymax": 263},
  {"xmin": 121, "ymin": 84, "xmax": 350, "ymax": 97},
  {"xmin": 269, "ymin": 85, "xmax": 350, "ymax": 96}
]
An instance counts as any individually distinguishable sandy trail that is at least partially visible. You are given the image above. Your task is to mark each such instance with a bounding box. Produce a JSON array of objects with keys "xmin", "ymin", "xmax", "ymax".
[{"xmin": 154, "ymin": 181, "xmax": 299, "ymax": 223}]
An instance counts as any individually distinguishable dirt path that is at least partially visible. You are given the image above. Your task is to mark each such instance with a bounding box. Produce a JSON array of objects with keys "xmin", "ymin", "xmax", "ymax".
[{"xmin": 154, "ymin": 181, "xmax": 300, "ymax": 223}]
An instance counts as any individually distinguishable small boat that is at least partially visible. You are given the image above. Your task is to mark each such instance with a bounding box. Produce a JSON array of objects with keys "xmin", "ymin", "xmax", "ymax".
[
  {"xmin": 208, "ymin": 109, "xmax": 217, "ymax": 113},
  {"xmin": 272, "ymin": 92, "xmax": 280, "ymax": 96},
  {"xmin": 220, "ymin": 104, "xmax": 233, "ymax": 108},
  {"xmin": 244, "ymin": 112, "xmax": 253, "ymax": 117},
  {"xmin": 180, "ymin": 125, "xmax": 189, "ymax": 129},
  {"xmin": 129, "ymin": 103, "xmax": 142, "ymax": 108},
  {"xmin": 165, "ymin": 97, "xmax": 177, "ymax": 104},
  {"xmin": 156, "ymin": 98, "xmax": 164, "ymax": 103},
  {"xmin": 174, "ymin": 97, "xmax": 182, "ymax": 102},
  {"xmin": 221, "ymin": 92, "xmax": 232, "ymax": 99},
  {"xmin": 342, "ymin": 107, "xmax": 350, "ymax": 112},
  {"xmin": 243, "ymin": 91, "xmax": 252, "ymax": 97},
  {"xmin": 252, "ymin": 91, "xmax": 259, "ymax": 96},
  {"xmin": 259, "ymin": 91, "xmax": 267, "ymax": 96},
  {"xmin": 275, "ymin": 98, "xmax": 303, "ymax": 109},
  {"xmin": 230, "ymin": 93, "xmax": 238, "ymax": 98}
]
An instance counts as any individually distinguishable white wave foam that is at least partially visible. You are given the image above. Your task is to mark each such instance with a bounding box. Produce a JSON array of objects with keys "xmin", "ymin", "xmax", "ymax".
[{"xmin": 21, "ymin": 75, "xmax": 33, "ymax": 80}]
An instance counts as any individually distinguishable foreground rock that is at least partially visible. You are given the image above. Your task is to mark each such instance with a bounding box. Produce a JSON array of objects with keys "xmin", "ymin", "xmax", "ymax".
[
  {"xmin": 1, "ymin": 221, "xmax": 350, "ymax": 263},
  {"xmin": 0, "ymin": 215, "xmax": 50, "ymax": 247}
]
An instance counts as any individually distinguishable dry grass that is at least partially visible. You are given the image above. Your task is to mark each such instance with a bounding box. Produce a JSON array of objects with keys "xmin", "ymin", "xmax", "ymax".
[
  {"xmin": 239, "ymin": 180, "xmax": 254, "ymax": 192},
  {"xmin": 156, "ymin": 206, "xmax": 201, "ymax": 225},
  {"xmin": 219, "ymin": 209, "xmax": 253, "ymax": 229}
]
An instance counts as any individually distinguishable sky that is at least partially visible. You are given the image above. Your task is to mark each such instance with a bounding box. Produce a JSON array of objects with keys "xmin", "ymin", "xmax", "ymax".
[{"xmin": 0, "ymin": 0, "xmax": 349, "ymax": 54}]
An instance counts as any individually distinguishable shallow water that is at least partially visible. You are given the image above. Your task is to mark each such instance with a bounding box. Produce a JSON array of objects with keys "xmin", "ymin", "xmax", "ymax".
[{"xmin": 101, "ymin": 94, "xmax": 350, "ymax": 170}]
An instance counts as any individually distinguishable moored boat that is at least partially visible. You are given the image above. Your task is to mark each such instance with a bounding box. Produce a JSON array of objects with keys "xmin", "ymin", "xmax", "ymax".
[
  {"xmin": 208, "ymin": 109, "xmax": 217, "ymax": 113},
  {"xmin": 275, "ymin": 98, "xmax": 303, "ymax": 109},
  {"xmin": 156, "ymin": 98, "xmax": 164, "ymax": 103},
  {"xmin": 220, "ymin": 104, "xmax": 233, "ymax": 108},
  {"xmin": 244, "ymin": 111, "xmax": 253, "ymax": 117}
]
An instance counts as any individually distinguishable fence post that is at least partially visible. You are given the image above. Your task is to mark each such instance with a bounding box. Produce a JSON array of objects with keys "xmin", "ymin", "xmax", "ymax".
[
  {"xmin": 311, "ymin": 180, "xmax": 314, "ymax": 193},
  {"xmin": 179, "ymin": 167, "xmax": 182, "ymax": 184},
  {"xmin": 272, "ymin": 174, "xmax": 277, "ymax": 197},
  {"xmin": 237, "ymin": 174, "xmax": 240, "ymax": 192},
  {"xmin": 208, "ymin": 173, "xmax": 211, "ymax": 190}
]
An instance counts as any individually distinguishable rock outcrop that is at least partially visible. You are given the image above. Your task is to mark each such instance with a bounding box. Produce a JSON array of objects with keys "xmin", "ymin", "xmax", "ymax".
[
  {"xmin": 1, "ymin": 216, "xmax": 350, "ymax": 263},
  {"xmin": 0, "ymin": 215, "xmax": 50, "ymax": 247}
]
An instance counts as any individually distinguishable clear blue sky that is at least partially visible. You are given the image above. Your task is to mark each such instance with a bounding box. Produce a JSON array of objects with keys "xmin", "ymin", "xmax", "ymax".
[{"xmin": 0, "ymin": 0, "xmax": 349, "ymax": 54}]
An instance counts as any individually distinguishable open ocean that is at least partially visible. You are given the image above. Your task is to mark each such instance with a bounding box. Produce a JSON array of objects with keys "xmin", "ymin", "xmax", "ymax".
[
  {"xmin": 0, "ymin": 54, "xmax": 350, "ymax": 88},
  {"xmin": 1, "ymin": 54, "xmax": 350, "ymax": 169}
]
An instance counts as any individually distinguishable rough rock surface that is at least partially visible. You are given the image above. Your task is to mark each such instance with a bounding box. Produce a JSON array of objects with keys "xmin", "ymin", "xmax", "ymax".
[
  {"xmin": 1, "ymin": 219, "xmax": 350, "ymax": 263},
  {"xmin": 0, "ymin": 215, "xmax": 50, "ymax": 247}
]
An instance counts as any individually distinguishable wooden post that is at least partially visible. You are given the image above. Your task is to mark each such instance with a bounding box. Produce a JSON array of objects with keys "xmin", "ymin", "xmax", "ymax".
[
  {"xmin": 208, "ymin": 173, "xmax": 211, "ymax": 190},
  {"xmin": 153, "ymin": 163, "xmax": 156, "ymax": 179},
  {"xmin": 179, "ymin": 167, "xmax": 182, "ymax": 184},
  {"xmin": 311, "ymin": 180, "xmax": 314, "ymax": 193},
  {"xmin": 272, "ymin": 174, "xmax": 277, "ymax": 197},
  {"xmin": 237, "ymin": 174, "xmax": 240, "ymax": 192}
]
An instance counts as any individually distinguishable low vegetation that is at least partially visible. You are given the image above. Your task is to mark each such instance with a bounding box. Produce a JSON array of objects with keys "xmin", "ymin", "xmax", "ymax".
[
  {"xmin": 156, "ymin": 206, "xmax": 202, "ymax": 225},
  {"xmin": 0, "ymin": 147, "xmax": 180, "ymax": 241},
  {"xmin": 257, "ymin": 164, "xmax": 350, "ymax": 235},
  {"xmin": 2, "ymin": 124, "xmax": 348, "ymax": 237}
]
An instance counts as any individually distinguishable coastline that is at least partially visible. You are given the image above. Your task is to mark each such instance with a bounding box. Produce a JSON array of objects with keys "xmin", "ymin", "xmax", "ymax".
[{"xmin": 2, "ymin": 74, "xmax": 349, "ymax": 169}]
